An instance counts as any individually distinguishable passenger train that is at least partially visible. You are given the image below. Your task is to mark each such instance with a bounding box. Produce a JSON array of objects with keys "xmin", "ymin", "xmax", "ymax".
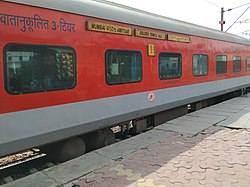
[{"xmin": 1, "ymin": 0, "xmax": 250, "ymax": 161}]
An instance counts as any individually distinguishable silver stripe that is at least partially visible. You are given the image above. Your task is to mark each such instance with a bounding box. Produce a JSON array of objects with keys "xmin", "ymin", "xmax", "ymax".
[{"xmin": 0, "ymin": 76, "xmax": 250, "ymax": 156}]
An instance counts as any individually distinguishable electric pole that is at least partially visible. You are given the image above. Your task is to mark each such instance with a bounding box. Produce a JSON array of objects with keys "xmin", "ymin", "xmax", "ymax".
[{"xmin": 219, "ymin": 7, "xmax": 225, "ymax": 31}]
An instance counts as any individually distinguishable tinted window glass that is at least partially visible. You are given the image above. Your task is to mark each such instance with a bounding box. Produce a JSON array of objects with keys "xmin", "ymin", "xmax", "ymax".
[
  {"xmin": 246, "ymin": 57, "xmax": 250, "ymax": 71},
  {"xmin": 193, "ymin": 54, "xmax": 208, "ymax": 76},
  {"xmin": 216, "ymin": 55, "xmax": 227, "ymax": 74},
  {"xmin": 159, "ymin": 53, "xmax": 182, "ymax": 79},
  {"xmin": 233, "ymin": 56, "xmax": 241, "ymax": 72},
  {"xmin": 105, "ymin": 50, "xmax": 142, "ymax": 85},
  {"xmin": 5, "ymin": 45, "xmax": 76, "ymax": 94}
]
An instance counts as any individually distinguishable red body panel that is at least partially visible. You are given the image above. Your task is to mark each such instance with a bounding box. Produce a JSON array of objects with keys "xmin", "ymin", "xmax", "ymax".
[{"xmin": 0, "ymin": 2, "xmax": 250, "ymax": 114}]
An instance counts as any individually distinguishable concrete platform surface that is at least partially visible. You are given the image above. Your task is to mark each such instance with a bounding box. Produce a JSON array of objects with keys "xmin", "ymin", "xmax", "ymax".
[{"xmin": 3, "ymin": 95, "xmax": 250, "ymax": 187}]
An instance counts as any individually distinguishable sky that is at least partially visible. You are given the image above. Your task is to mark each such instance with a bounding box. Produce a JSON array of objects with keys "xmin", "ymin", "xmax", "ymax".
[{"xmin": 102, "ymin": 0, "xmax": 250, "ymax": 38}]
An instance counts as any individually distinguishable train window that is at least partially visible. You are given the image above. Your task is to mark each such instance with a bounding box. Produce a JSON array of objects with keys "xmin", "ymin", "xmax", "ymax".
[
  {"xmin": 159, "ymin": 53, "xmax": 182, "ymax": 80},
  {"xmin": 246, "ymin": 57, "xmax": 250, "ymax": 71},
  {"xmin": 5, "ymin": 44, "xmax": 76, "ymax": 94},
  {"xmin": 216, "ymin": 55, "xmax": 227, "ymax": 74},
  {"xmin": 105, "ymin": 50, "xmax": 142, "ymax": 85},
  {"xmin": 192, "ymin": 54, "xmax": 208, "ymax": 76},
  {"xmin": 233, "ymin": 56, "xmax": 241, "ymax": 72}
]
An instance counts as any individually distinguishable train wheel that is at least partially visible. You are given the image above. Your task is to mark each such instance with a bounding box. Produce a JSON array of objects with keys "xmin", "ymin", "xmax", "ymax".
[
  {"xmin": 103, "ymin": 128, "xmax": 116, "ymax": 146},
  {"xmin": 47, "ymin": 137, "xmax": 86, "ymax": 162},
  {"xmin": 85, "ymin": 128, "xmax": 115, "ymax": 151}
]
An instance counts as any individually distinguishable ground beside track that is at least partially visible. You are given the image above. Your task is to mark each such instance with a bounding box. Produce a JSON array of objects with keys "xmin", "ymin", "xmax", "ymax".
[{"xmin": 2, "ymin": 94, "xmax": 250, "ymax": 187}]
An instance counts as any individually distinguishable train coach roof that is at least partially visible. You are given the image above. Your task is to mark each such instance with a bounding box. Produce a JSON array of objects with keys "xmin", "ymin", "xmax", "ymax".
[{"xmin": 3, "ymin": 0, "xmax": 250, "ymax": 45}]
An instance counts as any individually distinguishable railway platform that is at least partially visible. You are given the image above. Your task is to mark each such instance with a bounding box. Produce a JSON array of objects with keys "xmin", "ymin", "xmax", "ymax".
[{"xmin": 3, "ymin": 94, "xmax": 250, "ymax": 187}]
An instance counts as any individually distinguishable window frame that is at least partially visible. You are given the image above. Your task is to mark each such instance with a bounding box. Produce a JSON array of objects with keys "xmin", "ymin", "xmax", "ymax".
[
  {"xmin": 192, "ymin": 54, "xmax": 209, "ymax": 76},
  {"xmin": 216, "ymin": 55, "xmax": 227, "ymax": 74},
  {"xmin": 105, "ymin": 49, "xmax": 143, "ymax": 85},
  {"xmin": 233, "ymin": 55, "xmax": 242, "ymax": 73},
  {"xmin": 4, "ymin": 43, "xmax": 77, "ymax": 95},
  {"xmin": 158, "ymin": 52, "xmax": 182, "ymax": 80},
  {"xmin": 246, "ymin": 57, "xmax": 250, "ymax": 71}
]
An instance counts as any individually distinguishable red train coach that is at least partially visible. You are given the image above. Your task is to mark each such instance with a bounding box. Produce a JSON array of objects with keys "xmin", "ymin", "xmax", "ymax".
[{"xmin": 1, "ymin": 0, "xmax": 250, "ymax": 160}]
